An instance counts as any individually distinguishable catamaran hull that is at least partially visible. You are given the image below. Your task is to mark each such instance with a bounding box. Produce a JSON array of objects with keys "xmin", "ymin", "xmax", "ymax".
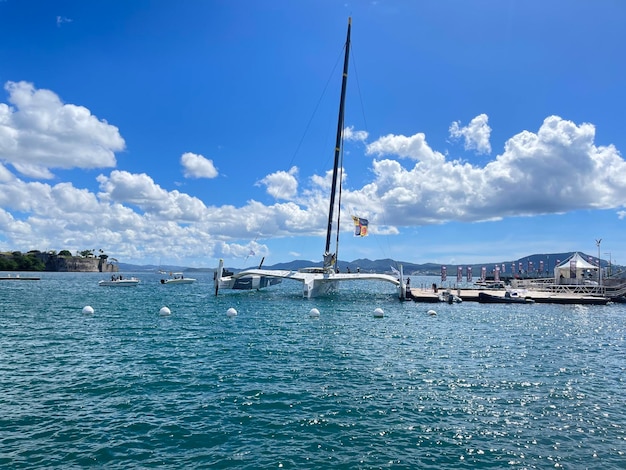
[
  {"xmin": 214, "ymin": 259, "xmax": 403, "ymax": 299},
  {"xmin": 218, "ymin": 275, "xmax": 282, "ymax": 291}
]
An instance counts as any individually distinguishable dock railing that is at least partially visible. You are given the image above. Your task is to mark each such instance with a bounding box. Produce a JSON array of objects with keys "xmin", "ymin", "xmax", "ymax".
[{"xmin": 511, "ymin": 277, "xmax": 626, "ymax": 298}]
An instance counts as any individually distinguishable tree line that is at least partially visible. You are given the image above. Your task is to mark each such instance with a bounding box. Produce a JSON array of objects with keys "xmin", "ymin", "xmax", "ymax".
[{"xmin": 0, "ymin": 249, "xmax": 110, "ymax": 272}]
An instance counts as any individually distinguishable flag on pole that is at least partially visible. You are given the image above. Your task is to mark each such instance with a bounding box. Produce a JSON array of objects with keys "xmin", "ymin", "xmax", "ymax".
[
  {"xmin": 457, "ymin": 266, "xmax": 462, "ymax": 282},
  {"xmin": 441, "ymin": 266, "xmax": 447, "ymax": 281},
  {"xmin": 352, "ymin": 216, "xmax": 369, "ymax": 237},
  {"xmin": 467, "ymin": 266, "xmax": 472, "ymax": 282},
  {"xmin": 494, "ymin": 265, "xmax": 500, "ymax": 281}
]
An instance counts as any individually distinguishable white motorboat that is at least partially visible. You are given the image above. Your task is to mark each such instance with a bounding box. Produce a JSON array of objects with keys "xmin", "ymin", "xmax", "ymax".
[
  {"xmin": 160, "ymin": 272, "xmax": 196, "ymax": 284},
  {"xmin": 99, "ymin": 276, "xmax": 140, "ymax": 287}
]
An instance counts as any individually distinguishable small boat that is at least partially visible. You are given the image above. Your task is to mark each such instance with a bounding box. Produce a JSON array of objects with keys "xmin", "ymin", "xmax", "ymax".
[
  {"xmin": 99, "ymin": 276, "xmax": 140, "ymax": 287},
  {"xmin": 0, "ymin": 274, "xmax": 40, "ymax": 281},
  {"xmin": 478, "ymin": 291, "xmax": 534, "ymax": 304},
  {"xmin": 439, "ymin": 290, "xmax": 462, "ymax": 303},
  {"xmin": 160, "ymin": 272, "xmax": 196, "ymax": 284}
]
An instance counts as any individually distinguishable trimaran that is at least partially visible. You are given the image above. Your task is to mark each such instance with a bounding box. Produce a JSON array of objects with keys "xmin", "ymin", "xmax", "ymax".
[{"xmin": 214, "ymin": 18, "xmax": 407, "ymax": 299}]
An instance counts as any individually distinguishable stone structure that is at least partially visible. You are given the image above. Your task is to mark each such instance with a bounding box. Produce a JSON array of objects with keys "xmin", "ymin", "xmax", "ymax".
[{"xmin": 36, "ymin": 253, "xmax": 119, "ymax": 272}]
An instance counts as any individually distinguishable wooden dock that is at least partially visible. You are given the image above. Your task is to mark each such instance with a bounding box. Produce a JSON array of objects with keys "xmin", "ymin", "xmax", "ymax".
[
  {"xmin": 0, "ymin": 275, "xmax": 41, "ymax": 281},
  {"xmin": 408, "ymin": 288, "xmax": 610, "ymax": 305}
]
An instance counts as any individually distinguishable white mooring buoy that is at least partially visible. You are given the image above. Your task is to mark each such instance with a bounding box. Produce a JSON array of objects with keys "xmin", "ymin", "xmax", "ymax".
[
  {"xmin": 159, "ymin": 306, "xmax": 171, "ymax": 316},
  {"xmin": 82, "ymin": 305, "xmax": 94, "ymax": 315},
  {"xmin": 226, "ymin": 307, "xmax": 238, "ymax": 317},
  {"xmin": 309, "ymin": 308, "xmax": 320, "ymax": 318},
  {"xmin": 373, "ymin": 307, "xmax": 384, "ymax": 318},
  {"xmin": 427, "ymin": 309, "xmax": 437, "ymax": 316}
]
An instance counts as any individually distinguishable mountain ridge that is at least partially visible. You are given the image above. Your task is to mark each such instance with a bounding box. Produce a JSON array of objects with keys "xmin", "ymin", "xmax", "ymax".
[{"xmin": 118, "ymin": 251, "xmax": 617, "ymax": 276}]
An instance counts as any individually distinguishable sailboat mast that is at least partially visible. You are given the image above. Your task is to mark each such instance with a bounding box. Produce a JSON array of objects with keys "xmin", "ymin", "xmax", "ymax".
[{"xmin": 324, "ymin": 17, "xmax": 351, "ymax": 266}]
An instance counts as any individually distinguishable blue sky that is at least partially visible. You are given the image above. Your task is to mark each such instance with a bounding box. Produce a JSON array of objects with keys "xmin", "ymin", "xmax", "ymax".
[{"xmin": 1, "ymin": 0, "xmax": 625, "ymax": 269}]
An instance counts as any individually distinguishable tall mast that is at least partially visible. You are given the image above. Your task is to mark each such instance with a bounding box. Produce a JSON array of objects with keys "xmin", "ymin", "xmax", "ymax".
[{"xmin": 324, "ymin": 17, "xmax": 351, "ymax": 268}]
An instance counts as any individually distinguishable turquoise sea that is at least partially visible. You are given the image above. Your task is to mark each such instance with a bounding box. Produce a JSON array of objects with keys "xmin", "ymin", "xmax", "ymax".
[{"xmin": 1, "ymin": 272, "xmax": 624, "ymax": 469}]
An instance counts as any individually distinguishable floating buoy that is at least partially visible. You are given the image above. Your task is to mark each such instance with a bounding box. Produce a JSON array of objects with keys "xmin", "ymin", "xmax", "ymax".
[
  {"xmin": 159, "ymin": 306, "xmax": 171, "ymax": 316},
  {"xmin": 373, "ymin": 307, "xmax": 384, "ymax": 318},
  {"xmin": 82, "ymin": 305, "xmax": 94, "ymax": 315},
  {"xmin": 226, "ymin": 307, "xmax": 238, "ymax": 317},
  {"xmin": 309, "ymin": 308, "xmax": 320, "ymax": 318},
  {"xmin": 427, "ymin": 309, "xmax": 437, "ymax": 316}
]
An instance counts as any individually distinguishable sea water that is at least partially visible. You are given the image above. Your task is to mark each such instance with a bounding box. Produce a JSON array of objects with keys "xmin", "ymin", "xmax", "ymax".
[{"xmin": 0, "ymin": 272, "xmax": 624, "ymax": 469}]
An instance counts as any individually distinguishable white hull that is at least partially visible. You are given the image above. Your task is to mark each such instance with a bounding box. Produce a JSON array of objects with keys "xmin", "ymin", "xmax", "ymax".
[
  {"xmin": 162, "ymin": 278, "xmax": 195, "ymax": 284},
  {"xmin": 215, "ymin": 259, "xmax": 403, "ymax": 299},
  {"xmin": 99, "ymin": 278, "xmax": 140, "ymax": 287}
]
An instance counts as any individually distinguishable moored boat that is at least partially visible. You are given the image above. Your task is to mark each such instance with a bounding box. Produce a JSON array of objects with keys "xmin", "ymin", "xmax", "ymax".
[
  {"xmin": 99, "ymin": 276, "xmax": 140, "ymax": 287},
  {"xmin": 213, "ymin": 17, "xmax": 405, "ymax": 300},
  {"xmin": 160, "ymin": 272, "xmax": 196, "ymax": 284},
  {"xmin": 478, "ymin": 291, "xmax": 534, "ymax": 304}
]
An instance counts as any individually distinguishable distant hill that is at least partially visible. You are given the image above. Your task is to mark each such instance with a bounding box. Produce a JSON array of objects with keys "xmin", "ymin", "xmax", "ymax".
[{"xmin": 117, "ymin": 251, "xmax": 619, "ymax": 277}]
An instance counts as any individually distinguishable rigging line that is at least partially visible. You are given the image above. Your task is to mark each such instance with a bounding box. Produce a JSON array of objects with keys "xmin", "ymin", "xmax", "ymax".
[
  {"xmin": 349, "ymin": 45, "xmax": 369, "ymax": 138},
  {"xmin": 242, "ymin": 45, "xmax": 348, "ymax": 265},
  {"xmin": 335, "ymin": 141, "xmax": 345, "ymax": 265},
  {"xmin": 349, "ymin": 45, "xmax": 400, "ymax": 270}
]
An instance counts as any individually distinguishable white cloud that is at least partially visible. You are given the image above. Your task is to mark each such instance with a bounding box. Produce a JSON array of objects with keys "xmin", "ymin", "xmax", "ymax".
[
  {"xmin": 366, "ymin": 132, "xmax": 445, "ymax": 164},
  {"xmin": 97, "ymin": 170, "xmax": 207, "ymax": 221},
  {"xmin": 344, "ymin": 126, "xmax": 368, "ymax": 142},
  {"xmin": 449, "ymin": 113, "xmax": 492, "ymax": 154},
  {"xmin": 258, "ymin": 166, "xmax": 299, "ymax": 200},
  {"xmin": 356, "ymin": 115, "xmax": 626, "ymax": 227},
  {"xmin": 2, "ymin": 101, "xmax": 626, "ymax": 265},
  {"xmin": 0, "ymin": 81, "xmax": 125, "ymax": 178},
  {"xmin": 181, "ymin": 152, "xmax": 218, "ymax": 179},
  {"xmin": 56, "ymin": 16, "xmax": 73, "ymax": 27},
  {"xmin": 0, "ymin": 162, "xmax": 14, "ymax": 182}
]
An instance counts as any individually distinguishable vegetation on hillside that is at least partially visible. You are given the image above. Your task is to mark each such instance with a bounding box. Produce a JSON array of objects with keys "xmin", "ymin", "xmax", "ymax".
[
  {"xmin": 0, "ymin": 249, "xmax": 111, "ymax": 272},
  {"xmin": 0, "ymin": 251, "xmax": 45, "ymax": 271}
]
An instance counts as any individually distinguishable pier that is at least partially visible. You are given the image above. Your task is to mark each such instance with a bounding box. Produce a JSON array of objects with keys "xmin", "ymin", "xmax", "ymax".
[{"xmin": 407, "ymin": 287, "xmax": 611, "ymax": 305}]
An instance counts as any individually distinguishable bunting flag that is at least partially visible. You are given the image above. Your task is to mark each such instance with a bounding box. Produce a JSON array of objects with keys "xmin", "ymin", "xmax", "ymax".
[{"xmin": 352, "ymin": 216, "xmax": 369, "ymax": 237}]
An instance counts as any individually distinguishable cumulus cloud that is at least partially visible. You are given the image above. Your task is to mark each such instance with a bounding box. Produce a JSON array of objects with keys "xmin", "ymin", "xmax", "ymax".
[
  {"xmin": 97, "ymin": 170, "xmax": 207, "ymax": 221},
  {"xmin": 366, "ymin": 132, "xmax": 445, "ymax": 164},
  {"xmin": 449, "ymin": 113, "xmax": 492, "ymax": 154},
  {"xmin": 344, "ymin": 126, "xmax": 368, "ymax": 142},
  {"xmin": 2, "ymin": 98, "xmax": 626, "ymax": 265},
  {"xmin": 181, "ymin": 152, "xmax": 218, "ymax": 179},
  {"xmin": 0, "ymin": 81, "xmax": 125, "ymax": 178},
  {"xmin": 357, "ymin": 115, "xmax": 626, "ymax": 227},
  {"xmin": 258, "ymin": 166, "xmax": 299, "ymax": 200}
]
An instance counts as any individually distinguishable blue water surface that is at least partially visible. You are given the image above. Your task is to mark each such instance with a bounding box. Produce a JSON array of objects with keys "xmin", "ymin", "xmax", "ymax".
[{"xmin": 1, "ymin": 272, "xmax": 624, "ymax": 469}]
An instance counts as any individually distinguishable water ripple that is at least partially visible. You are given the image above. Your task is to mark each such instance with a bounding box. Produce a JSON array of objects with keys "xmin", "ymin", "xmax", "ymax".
[{"xmin": 1, "ymin": 273, "xmax": 624, "ymax": 468}]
